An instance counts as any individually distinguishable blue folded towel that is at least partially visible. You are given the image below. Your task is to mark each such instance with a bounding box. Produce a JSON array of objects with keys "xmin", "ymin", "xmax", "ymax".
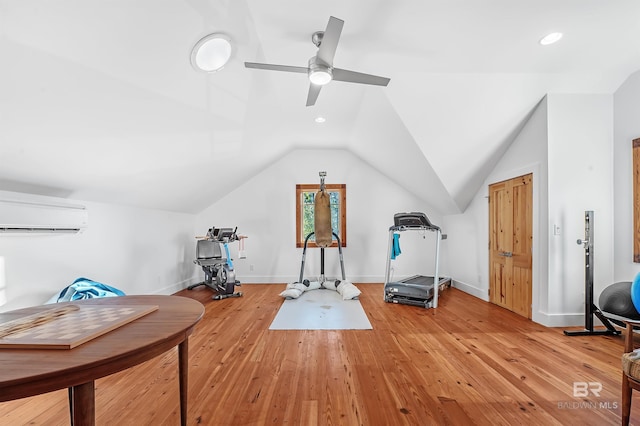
[{"xmin": 391, "ymin": 233, "xmax": 401, "ymax": 259}]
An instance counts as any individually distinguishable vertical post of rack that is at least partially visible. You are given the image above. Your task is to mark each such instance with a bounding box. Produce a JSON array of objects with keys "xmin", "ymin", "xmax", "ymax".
[{"xmin": 564, "ymin": 210, "xmax": 619, "ymax": 336}]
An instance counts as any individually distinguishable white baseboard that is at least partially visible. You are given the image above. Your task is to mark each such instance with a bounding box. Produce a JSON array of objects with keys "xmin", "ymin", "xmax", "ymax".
[
  {"xmin": 154, "ymin": 278, "xmax": 199, "ymax": 295},
  {"xmin": 232, "ymin": 275, "xmax": 298, "ymax": 284},
  {"xmin": 452, "ymin": 279, "xmax": 489, "ymax": 301},
  {"xmin": 232, "ymin": 275, "xmax": 387, "ymax": 284},
  {"xmin": 533, "ymin": 312, "xmax": 595, "ymax": 328}
]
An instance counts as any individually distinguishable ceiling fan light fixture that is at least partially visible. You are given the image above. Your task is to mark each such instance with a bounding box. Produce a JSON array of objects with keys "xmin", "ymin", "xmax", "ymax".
[
  {"xmin": 308, "ymin": 58, "xmax": 332, "ymax": 85},
  {"xmin": 244, "ymin": 17, "xmax": 389, "ymax": 106},
  {"xmin": 191, "ymin": 33, "xmax": 232, "ymax": 72},
  {"xmin": 309, "ymin": 69, "xmax": 332, "ymax": 85}
]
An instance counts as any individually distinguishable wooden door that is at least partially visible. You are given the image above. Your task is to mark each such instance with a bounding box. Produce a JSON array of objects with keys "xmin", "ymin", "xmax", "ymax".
[{"xmin": 489, "ymin": 174, "xmax": 533, "ymax": 318}]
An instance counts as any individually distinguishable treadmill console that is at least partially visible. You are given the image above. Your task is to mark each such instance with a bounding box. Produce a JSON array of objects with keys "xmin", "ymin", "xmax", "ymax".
[
  {"xmin": 393, "ymin": 212, "xmax": 434, "ymax": 229},
  {"xmin": 208, "ymin": 226, "xmax": 237, "ymax": 241}
]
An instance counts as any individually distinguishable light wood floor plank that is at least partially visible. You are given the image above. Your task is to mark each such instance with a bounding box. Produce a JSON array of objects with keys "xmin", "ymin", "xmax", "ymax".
[{"xmin": 1, "ymin": 283, "xmax": 639, "ymax": 425}]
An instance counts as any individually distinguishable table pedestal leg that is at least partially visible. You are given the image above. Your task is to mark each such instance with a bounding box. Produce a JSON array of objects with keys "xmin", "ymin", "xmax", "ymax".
[
  {"xmin": 68, "ymin": 381, "xmax": 95, "ymax": 426},
  {"xmin": 179, "ymin": 338, "xmax": 189, "ymax": 426}
]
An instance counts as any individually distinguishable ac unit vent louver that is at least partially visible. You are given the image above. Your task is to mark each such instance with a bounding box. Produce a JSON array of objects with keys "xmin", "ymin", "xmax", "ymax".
[{"xmin": 0, "ymin": 191, "xmax": 88, "ymax": 234}]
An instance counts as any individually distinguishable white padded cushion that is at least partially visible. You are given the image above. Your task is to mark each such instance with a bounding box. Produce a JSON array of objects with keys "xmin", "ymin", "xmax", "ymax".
[
  {"xmin": 279, "ymin": 282, "xmax": 306, "ymax": 299},
  {"xmin": 279, "ymin": 281, "xmax": 323, "ymax": 299},
  {"xmin": 336, "ymin": 280, "xmax": 361, "ymax": 300}
]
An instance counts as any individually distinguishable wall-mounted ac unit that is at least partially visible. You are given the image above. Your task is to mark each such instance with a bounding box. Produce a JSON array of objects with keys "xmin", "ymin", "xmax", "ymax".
[{"xmin": 0, "ymin": 191, "xmax": 88, "ymax": 234}]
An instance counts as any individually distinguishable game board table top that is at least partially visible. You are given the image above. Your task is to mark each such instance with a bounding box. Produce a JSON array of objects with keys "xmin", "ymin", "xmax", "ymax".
[{"xmin": 0, "ymin": 294, "xmax": 204, "ymax": 425}]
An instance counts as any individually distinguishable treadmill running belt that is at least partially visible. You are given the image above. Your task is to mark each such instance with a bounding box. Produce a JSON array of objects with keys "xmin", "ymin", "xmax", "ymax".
[{"xmin": 399, "ymin": 275, "xmax": 435, "ymax": 286}]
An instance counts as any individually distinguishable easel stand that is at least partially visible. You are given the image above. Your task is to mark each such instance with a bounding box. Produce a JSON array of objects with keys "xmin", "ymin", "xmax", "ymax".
[{"xmin": 564, "ymin": 210, "xmax": 619, "ymax": 336}]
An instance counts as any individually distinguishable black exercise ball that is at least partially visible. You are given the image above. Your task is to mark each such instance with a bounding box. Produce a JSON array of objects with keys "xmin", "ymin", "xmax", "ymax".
[{"xmin": 599, "ymin": 281, "xmax": 640, "ymax": 320}]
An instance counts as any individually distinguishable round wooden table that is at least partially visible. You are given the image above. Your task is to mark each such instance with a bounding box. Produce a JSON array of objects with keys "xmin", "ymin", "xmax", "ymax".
[{"xmin": 0, "ymin": 295, "xmax": 204, "ymax": 426}]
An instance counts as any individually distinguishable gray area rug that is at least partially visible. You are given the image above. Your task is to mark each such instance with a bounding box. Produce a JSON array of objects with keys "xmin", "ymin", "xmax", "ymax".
[{"xmin": 269, "ymin": 289, "xmax": 372, "ymax": 330}]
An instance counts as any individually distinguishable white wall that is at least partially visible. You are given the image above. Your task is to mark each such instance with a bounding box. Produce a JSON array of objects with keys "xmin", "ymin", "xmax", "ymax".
[
  {"xmin": 443, "ymin": 98, "xmax": 548, "ymax": 312},
  {"xmin": 196, "ymin": 148, "xmax": 445, "ymax": 284},
  {"xmin": 547, "ymin": 94, "xmax": 614, "ymax": 325},
  {"xmin": 443, "ymin": 93, "xmax": 614, "ymax": 327},
  {"xmin": 0, "ymin": 196, "xmax": 196, "ymax": 312},
  {"xmin": 614, "ymin": 70, "xmax": 640, "ymax": 282}
]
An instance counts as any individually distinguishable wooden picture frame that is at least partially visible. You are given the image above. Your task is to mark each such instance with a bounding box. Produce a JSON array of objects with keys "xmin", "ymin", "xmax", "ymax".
[
  {"xmin": 295, "ymin": 184, "xmax": 347, "ymax": 248},
  {"xmin": 634, "ymin": 138, "xmax": 640, "ymax": 262}
]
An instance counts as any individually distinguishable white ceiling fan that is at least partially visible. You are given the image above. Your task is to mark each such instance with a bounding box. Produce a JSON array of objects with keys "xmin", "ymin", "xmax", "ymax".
[{"xmin": 245, "ymin": 16, "xmax": 391, "ymax": 107}]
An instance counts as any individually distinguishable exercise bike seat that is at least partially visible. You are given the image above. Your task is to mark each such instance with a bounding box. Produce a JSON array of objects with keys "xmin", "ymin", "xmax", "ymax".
[{"xmin": 194, "ymin": 240, "xmax": 223, "ymax": 267}]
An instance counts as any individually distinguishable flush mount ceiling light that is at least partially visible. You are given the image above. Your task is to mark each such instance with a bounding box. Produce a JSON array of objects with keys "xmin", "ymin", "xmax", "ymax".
[
  {"xmin": 539, "ymin": 32, "xmax": 563, "ymax": 46},
  {"xmin": 315, "ymin": 116, "xmax": 326, "ymax": 123},
  {"xmin": 191, "ymin": 34, "xmax": 232, "ymax": 72}
]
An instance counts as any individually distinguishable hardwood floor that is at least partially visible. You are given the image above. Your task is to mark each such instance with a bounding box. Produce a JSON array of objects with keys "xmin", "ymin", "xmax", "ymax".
[{"xmin": 0, "ymin": 283, "xmax": 638, "ymax": 425}]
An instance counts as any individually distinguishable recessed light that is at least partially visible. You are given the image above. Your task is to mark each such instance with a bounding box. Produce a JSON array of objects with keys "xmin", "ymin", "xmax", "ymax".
[
  {"xmin": 191, "ymin": 34, "xmax": 232, "ymax": 72},
  {"xmin": 539, "ymin": 32, "xmax": 563, "ymax": 46},
  {"xmin": 315, "ymin": 116, "xmax": 326, "ymax": 123}
]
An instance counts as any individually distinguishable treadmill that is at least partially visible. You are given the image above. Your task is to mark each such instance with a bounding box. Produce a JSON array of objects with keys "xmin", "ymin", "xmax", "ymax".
[{"xmin": 384, "ymin": 212, "xmax": 451, "ymax": 308}]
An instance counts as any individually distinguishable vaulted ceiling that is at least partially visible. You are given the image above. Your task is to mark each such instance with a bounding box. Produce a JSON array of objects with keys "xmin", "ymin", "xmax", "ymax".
[{"xmin": 1, "ymin": 0, "xmax": 639, "ymax": 214}]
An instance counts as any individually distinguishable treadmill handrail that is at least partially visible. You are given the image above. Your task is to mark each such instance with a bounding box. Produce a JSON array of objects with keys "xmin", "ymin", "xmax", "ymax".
[{"xmin": 385, "ymin": 223, "xmax": 443, "ymax": 308}]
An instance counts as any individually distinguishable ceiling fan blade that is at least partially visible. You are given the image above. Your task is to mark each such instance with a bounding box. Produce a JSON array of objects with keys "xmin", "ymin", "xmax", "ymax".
[
  {"xmin": 316, "ymin": 16, "xmax": 344, "ymax": 66},
  {"xmin": 244, "ymin": 62, "xmax": 308, "ymax": 74},
  {"xmin": 332, "ymin": 68, "xmax": 390, "ymax": 86},
  {"xmin": 306, "ymin": 84, "xmax": 322, "ymax": 107}
]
